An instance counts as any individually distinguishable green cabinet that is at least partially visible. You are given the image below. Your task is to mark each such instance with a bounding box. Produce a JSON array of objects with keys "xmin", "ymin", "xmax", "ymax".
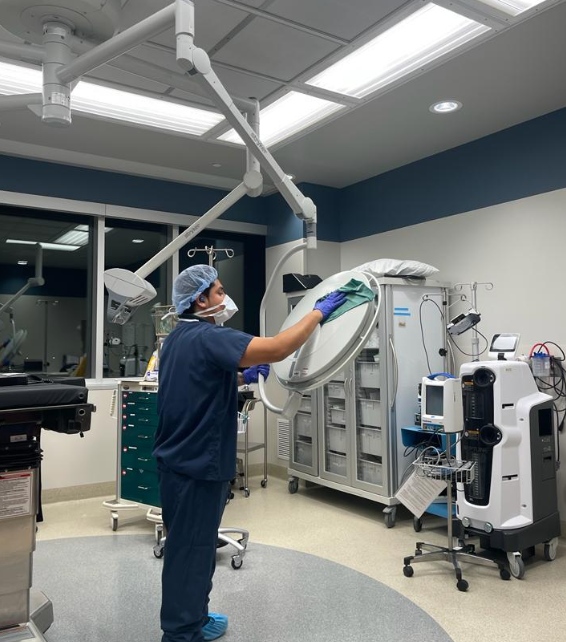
[{"xmin": 119, "ymin": 389, "xmax": 161, "ymax": 508}]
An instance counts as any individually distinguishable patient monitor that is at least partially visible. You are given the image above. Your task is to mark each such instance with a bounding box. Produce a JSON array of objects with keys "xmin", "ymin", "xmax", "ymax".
[{"xmin": 421, "ymin": 374, "xmax": 463, "ymax": 433}]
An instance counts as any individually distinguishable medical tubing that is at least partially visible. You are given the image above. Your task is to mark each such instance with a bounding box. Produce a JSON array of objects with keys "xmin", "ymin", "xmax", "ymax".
[{"xmin": 257, "ymin": 241, "xmax": 308, "ymax": 415}]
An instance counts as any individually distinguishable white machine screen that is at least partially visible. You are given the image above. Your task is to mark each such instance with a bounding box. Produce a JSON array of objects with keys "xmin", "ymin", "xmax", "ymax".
[
  {"xmin": 491, "ymin": 335, "xmax": 518, "ymax": 351},
  {"xmin": 426, "ymin": 385, "xmax": 443, "ymax": 416}
]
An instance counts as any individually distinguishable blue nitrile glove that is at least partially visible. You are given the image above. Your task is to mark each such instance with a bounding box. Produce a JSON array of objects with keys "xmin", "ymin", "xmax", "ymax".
[
  {"xmin": 242, "ymin": 364, "xmax": 270, "ymax": 385},
  {"xmin": 313, "ymin": 290, "xmax": 347, "ymax": 323}
]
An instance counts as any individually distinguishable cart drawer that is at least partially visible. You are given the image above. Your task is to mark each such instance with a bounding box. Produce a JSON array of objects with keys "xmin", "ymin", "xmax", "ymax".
[
  {"xmin": 294, "ymin": 440, "xmax": 312, "ymax": 466},
  {"xmin": 295, "ymin": 413, "xmax": 312, "ymax": 438},
  {"xmin": 121, "ymin": 413, "xmax": 159, "ymax": 427},
  {"xmin": 122, "ymin": 391, "xmax": 157, "ymax": 406},
  {"xmin": 357, "ymin": 362, "xmax": 380, "ymax": 388},
  {"xmin": 327, "ymin": 383, "xmax": 345, "ymax": 399},
  {"xmin": 330, "ymin": 407, "xmax": 346, "ymax": 425},
  {"xmin": 327, "ymin": 426, "xmax": 347, "ymax": 454},
  {"xmin": 121, "ymin": 424, "xmax": 156, "ymax": 448},
  {"xmin": 358, "ymin": 399, "xmax": 381, "ymax": 427},
  {"xmin": 121, "ymin": 448, "xmax": 158, "ymax": 473},
  {"xmin": 121, "ymin": 402, "xmax": 157, "ymax": 416},
  {"xmin": 359, "ymin": 427, "xmax": 382, "ymax": 457},
  {"xmin": 121, "ymin": 468, "xmax": 160, "ymax": 507},
  {"xmin": 326, "ymin": 452, "xmax": 346, "ymax": 477},
  {"xmin": 358, "ymin": 458, "xmax": 382, "ymax": 486}
]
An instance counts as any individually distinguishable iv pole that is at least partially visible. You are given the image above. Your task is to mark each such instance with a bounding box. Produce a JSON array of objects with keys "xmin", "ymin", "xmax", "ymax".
[{"xmin": 187, "ymin": 246, "xmax": 234, "ymax": 267}]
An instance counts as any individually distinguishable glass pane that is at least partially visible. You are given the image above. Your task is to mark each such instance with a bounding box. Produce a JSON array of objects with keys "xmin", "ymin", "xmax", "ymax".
[
  {"xmin": 104, "ymin": 220, "xmax": 168, "ymax": 378},
  {"xmin": 355, "ymin": 324, "xmax": 383, "ymax": 486},
  {"xmin": 323, "ymin": 372, "xmax": 347, "ymax": 478},
  {"xmin": 0, "ymin": 207, "xmax": 93, "ymax": 376}
]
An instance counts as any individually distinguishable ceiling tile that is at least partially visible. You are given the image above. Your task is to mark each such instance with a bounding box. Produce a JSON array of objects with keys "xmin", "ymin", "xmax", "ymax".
[
  {"xmin": 212, "ymin": 17, "xmax": 339, "ymax": 82},
  {"xmin": 266, "ymin": 0, "xmax": 408, "ymax": 41},
  {"xmin": 86, "ymin": 65, "xmax": 170, "ymax": 95},
  {"xmin": 119, "ymin": 0, "xmax": 172, "ymax": 30},
  {"xmin": 149, "ymin": 2, "xmax": 250, "ymax": 52}
]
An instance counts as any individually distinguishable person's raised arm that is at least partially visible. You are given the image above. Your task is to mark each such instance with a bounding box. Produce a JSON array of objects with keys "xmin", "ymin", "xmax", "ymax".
[{"xmin": 240, "ymin": 290, "xmax": 346, "ymax": 367}]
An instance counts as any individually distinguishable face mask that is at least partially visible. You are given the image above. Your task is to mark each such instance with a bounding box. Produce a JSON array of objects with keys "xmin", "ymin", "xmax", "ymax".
[{"xmin": 195, "ymin": 295, "xmax": 238, "ymax": 326}]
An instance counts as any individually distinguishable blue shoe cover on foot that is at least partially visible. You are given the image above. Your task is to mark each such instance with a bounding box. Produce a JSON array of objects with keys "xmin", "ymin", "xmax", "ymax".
[{"xmin": 203, "ymin": 613, "xmax": 228, "ymax": 641}]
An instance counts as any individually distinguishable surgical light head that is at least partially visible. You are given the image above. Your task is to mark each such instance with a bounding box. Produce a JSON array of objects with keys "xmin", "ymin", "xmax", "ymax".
[
  {"xmin": 172, "ymin": 264, "xmax": 218, "ymax": 314},
  {"xmin": 104, "ymin": 268, "xmax": 157, "ymax": 325}
]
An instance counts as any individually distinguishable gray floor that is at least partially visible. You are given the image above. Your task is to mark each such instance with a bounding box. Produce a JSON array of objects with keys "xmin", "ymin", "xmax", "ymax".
[{"xmin": 34, "ymin": 534, "xmax": 454, "ymax": 642}]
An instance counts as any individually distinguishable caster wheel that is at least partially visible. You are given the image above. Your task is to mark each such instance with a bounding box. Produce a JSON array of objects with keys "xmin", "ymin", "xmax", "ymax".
[
  {"xmin": 403, "ymin": 565, "xmax": 414, "ymax": 578},
  {"xmin": 153, "ymin": 545, "xmax": 164, "ymax": 559},
  {"xmin": 288, "ymin": 478, "xmax": 299, "ymax": 494},
  {"xmin": 507, "ymin": 553, "xmax": 525, "ymax": 579},
  {"xmin": 384, "ymin": 511, "xmax": 396, "ymax": 529},
  {"xmin": 155, "ymin": 529, "xmax": 163, "ymax": 545},
  {"xmin": 499, "ymin": 568, "xmax": 511, "ymax": 581},
  {"xmin": 544, "ymin": 538, "xmax": 558, "ymax": 562},
  {"xmin": 413, "ymin": 517, "xmax": 423, "ymax": 533},
  {"xmin": 456, "ymin": 579, "xmax": 469, "ymax": 592},
  {"xmin": 111, "ymin": 515, "xmax": 118, "ymax": 532},
  {"xmin": 244, "ymin": 488, "xmax": 250, "ymax": 498},
  {"xmin": 261, "ymin": 479, "xmax": 267, "ymax": 488},
  {"xmin": 231, "ymin": 557, "xmax": 243, "ymax": 570}
]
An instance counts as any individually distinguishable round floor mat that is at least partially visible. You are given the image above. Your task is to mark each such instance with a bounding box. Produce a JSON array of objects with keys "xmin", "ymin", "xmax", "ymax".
[{"xmin": 34, "ymin": 535, "xmax": 453, "ymax": 642}]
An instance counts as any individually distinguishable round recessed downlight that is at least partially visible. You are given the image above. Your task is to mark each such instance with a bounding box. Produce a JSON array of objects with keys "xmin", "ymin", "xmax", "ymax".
[
  {"xmin": 132, "ymin": 239, "xmax": 144, "ymax": 244},
  {"xmin": 18, "ymin": 260, "xmax": 28, "ymax": 265},
  {"xmin": 212, "ymin": 163, "xmax": 222, "ymax": 168},
  {"xmin": 430, "ymin": 100, "xmax": 462, "ymax": 114}
]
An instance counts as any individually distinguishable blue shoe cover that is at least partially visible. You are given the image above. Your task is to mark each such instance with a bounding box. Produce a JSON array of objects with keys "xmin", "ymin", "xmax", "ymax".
[{"xmin": 202, "ymin": 613, "xmax": 228, "ymax": 641}]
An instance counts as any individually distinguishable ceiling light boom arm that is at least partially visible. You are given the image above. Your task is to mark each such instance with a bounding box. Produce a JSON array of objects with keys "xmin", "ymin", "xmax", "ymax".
[{"xmin": 0, "ymin": 244, "xmax": 45, "ymax": 316}]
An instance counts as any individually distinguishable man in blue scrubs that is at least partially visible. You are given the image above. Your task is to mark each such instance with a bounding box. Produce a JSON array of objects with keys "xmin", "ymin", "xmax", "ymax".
[{"xmin": 154, "ymin": 265, "xmax": 346, "ymax": 642}]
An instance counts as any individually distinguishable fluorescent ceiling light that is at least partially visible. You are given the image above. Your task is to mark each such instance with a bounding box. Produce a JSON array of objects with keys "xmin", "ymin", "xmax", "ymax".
[
  {"xmin": 219, "ymin": 91, "xmax": 344, "ymax": 147},
  {"xmin": 6, "ymin": 239, "xmax": 80, "ymax": 252},
  {"xmin": 18, "ymin": 261, "xmax": 28, "ymax": 265},
  {"xmin": 132, "ymin": 239, "xmax": 145, "ymax": 244},
  {"xmin": 305, "ymin": 3, "xmax": 490, "ymax": 99},
  {"xmin": 0, "ymin": 61, "xmax": 223, "ymax": 137},
  {"xmin": 474, "ymin": 0, "xmax": 548, "ymax": 16},
  {"xmin": 430, "ymin": 100, "xmax": 462, "ymax": 113},
  {"xmin": 55, "ymin": 224, "xmax": 112, "ymax": 247}
]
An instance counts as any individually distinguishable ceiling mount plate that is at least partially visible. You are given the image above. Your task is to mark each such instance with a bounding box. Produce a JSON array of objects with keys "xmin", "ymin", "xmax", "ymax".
[
  {"xmin": 273, "ymin": 270, "xmax": 380, "ymax": 393},
  {"xmin": 0, "ymin": 0, "xmax": 121, "ymax": 45}
]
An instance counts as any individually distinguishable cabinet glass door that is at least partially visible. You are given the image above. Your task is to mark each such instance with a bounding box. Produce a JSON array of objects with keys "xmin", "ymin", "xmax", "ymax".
[
  {"xmin": 352, "ymin": 325, "xmax": 386, "ymax": 493},
  {"xmin": 320, "ymin": 370, "xmax": 350, "ymax": 482},
  {"xmin": 290, "ymin": 392, "xmax": 318, "ymax": 475}
]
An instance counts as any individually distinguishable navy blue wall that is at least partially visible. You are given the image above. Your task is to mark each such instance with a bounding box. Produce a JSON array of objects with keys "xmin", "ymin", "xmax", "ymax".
[{"xmin": 0, "ymin": 154, "xmax": 265, "ymax": 226}]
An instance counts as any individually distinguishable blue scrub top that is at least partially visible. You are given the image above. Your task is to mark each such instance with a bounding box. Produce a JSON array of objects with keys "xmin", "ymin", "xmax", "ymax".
[{"xmin": 153, "ymin": 317, "xmax": 253, "ymax": 481}]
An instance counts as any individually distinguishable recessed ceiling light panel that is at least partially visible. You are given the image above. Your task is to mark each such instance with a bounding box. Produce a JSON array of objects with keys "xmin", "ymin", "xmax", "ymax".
[
  {"xmin": 6, "ymin": 239, "xmax": 80, "ymax": 251},
  {"xmin": 219, "ymin": 91, "xmax": 344, "ymax": 147},
  {"xmin": 305, "ymin": 3, "xmax": 490, "ymax": 99},
  {"xmin": 474, "ymin": 0, "xmax": 548, "ymax": 17}
]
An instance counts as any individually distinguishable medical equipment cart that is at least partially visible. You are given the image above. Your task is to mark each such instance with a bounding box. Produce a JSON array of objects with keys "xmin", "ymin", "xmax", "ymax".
[
  {"xmin": 287, "ymin": 278, "xmax": 449, "ymax": 528},
  {"xmin": 103, "ymin": 379, "xmax": 250, "ymax": 569}
]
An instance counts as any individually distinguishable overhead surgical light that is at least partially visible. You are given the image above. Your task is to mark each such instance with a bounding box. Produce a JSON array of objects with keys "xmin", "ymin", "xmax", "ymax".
[
  {"xmin": 218, "ymin": 91, "xmax": 344, "ymax": 147},
  {"xmin": 305, "ymin": 3, "xmax": 490, "ymax": 99}
]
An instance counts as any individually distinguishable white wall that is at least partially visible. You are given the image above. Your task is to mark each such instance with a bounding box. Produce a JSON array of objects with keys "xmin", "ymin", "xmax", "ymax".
[
  {"xmin": 340, "ymin": 187, "xmax": 566, "ymax": 521},
  {"xmin": 41, "ymin": 385, "xmax": 118, "ymax": 490}
]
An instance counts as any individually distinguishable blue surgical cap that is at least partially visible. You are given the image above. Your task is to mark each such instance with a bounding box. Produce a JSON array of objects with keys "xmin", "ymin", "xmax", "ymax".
[{"xmin": 172, "ymin": 265, "xmax": 218, "ymax": 313}]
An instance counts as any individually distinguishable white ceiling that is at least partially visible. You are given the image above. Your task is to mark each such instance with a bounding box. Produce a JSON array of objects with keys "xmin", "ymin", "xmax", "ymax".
[{"xmin": 0, "ymin": 0, "xmax": 565, "ymax": 190}]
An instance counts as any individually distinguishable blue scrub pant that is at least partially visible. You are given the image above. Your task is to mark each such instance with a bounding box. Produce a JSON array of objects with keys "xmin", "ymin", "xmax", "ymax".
[{"xmin": 158, "ymin": 468, "xmax": 228, "ymax": 642}]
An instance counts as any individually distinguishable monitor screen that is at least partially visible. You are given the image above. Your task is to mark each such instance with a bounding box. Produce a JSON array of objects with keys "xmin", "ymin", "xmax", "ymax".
[
  {"xmin": 425, "ymin": 384, "xmax": 443, "ymax": 416},
  {"xmin": 491, "ymin": 334, "xmax": 519, "ymax": 352}
]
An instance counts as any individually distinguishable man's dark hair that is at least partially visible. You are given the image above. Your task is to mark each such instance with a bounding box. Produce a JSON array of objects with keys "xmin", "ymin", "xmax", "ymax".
[{"xmin": 188, "ymin": 284, "xmax": 212, "ymax": 314}]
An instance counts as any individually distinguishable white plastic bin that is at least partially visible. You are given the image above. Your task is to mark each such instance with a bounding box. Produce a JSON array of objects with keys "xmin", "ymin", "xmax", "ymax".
[
  {"xmin": 358, "ymin": 399, "xmax": 381, "ymax": 427},
  {"xmin": 327, "ymin": 426, "xmax": 347, "ymax": 453},
  {"xmin": 332, "ymin": 371, "xmax": 346, "ymax": 382},
  {"xmin": 296, "ymin": 413, "xmax": 312, "ymax": 438},
  {"xmin": 327, "ymin": 383, "xmax": 345, "ymax": 399},
  {"xmin": 358, "ymin": 362, "xmax": 380, "ymax": 388},
  {"xmin": 298, "ymin": 396, "xmax": 311, "ymax": 413},
  {"xmin": 330, "ymin": 407, "xmax": 346, "ymax": 425},
  {"xmin": 358, "ymin": 458, "xmax": 382, "ymax": 485},
  {"xmin": 366, "ymin": 328, "xmax": 379, "ymax": 349},
  {"xmin": 359, "ymin": 427, "xmax": 382, "ymax": 457},
  {"xmin": 295, "ymin": 441, "xmax": 312, "ymax": 466},
  {"xmin": 326, "ymin": 452, "xmax": 347, "ymax": 477}
]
